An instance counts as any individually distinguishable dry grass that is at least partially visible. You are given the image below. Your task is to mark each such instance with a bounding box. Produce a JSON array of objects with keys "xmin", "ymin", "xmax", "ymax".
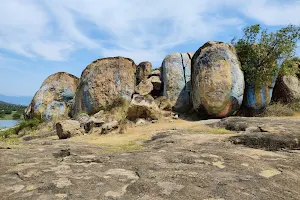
[
  {"xmin": 260, "ymin": 101, "xmax": 300, "ymax": 117},
  {"xmin": 71, "ymin": 120, "xmax": 232, "ymax": 152}
]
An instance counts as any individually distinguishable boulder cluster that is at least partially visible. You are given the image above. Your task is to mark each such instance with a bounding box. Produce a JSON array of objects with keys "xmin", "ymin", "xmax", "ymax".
[{"xmin": 25, "ymin": 41, "xmax": 299, "ymax": 139}]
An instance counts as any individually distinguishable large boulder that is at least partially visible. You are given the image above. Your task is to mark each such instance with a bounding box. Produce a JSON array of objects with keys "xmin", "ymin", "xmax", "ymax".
[
  {"xmin": 272, "ymin": 75, "xmax": 300, "ymax": 103},
  {"xmin": 56, "ymin": 120, "xmax": 83, "ymax": 139},
  {"xmin": 72, "ymin": 57, "xmax": 136, "ymax": 116},
  {"xmin": 161, "ymin": 52, "xmax": 194, "ymax": 112},
  {"xmin": 136, "ymin": 62, "xmax": 152, "ymax": 84},
  {"xmin": 135, "ymin": 79, "xmax": 153, "ymax": 96},
  {"xmin": 127, "ymin": 94, "xmax": 161, "ymax": 120},
  {"xmin": 244, "ymin": 72, "xmax": 278, "ymax": 111},
  {"xmin": 191, "ymin": 41, "xmax": 244, "ymax": 117},
  {"xmin": 25, "ymin": 72, "xmax": 79, "ymax": 120}
]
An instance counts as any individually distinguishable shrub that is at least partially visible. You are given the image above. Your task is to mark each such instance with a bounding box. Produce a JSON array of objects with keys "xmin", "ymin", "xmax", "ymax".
[
  {"xmin": 0, "ymin": 118, "xmax": 42, "ymax": 139},
  {"xmin": 4, "ymin": 110, "xmax": 12, "ymax": 115},
  {"xmin": 12, "ymin": 113, "xmax": 22, "ymax": 120}
]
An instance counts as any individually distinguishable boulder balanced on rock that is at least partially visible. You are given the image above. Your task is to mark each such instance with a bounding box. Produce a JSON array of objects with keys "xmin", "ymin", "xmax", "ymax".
[
  {"xmin": 191, "ymin": 41, "xmax": 244, "ymax": 117},
  {"xmin": 161, "ymin": 52, "xmax": 194, "ymax": 112},
  {"xmin": 25, "ymin": 72, "xmax": 79, "ymax": 120},
  {"xmin": 72, "ymin": 57, "xmax": 136, "ymax": 116},
  {"xmin": 127, "ymin": 94, "xmax": 161, "ymax": 120}
]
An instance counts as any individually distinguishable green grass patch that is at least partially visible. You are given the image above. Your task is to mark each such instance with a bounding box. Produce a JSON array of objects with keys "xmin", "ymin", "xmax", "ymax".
[{"xmin": 0, "ymin": 118, "xmax": 42, "ymax": 141}]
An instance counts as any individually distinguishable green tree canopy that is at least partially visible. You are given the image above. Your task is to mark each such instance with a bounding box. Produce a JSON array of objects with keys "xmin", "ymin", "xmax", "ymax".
[{"xmin": 232, "ymin": 24, "xmax": 300, "ymax": 84}]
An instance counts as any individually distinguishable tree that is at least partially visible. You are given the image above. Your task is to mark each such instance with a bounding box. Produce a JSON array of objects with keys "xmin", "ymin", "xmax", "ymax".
[{"xmin": 232, "ymin": 24, "xmax": 300, "ymax": 85}]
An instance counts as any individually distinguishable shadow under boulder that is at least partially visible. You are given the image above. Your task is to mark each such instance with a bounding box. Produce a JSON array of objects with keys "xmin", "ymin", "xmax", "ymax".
[{"xmin": 229, "ymin": 133, "xmax": 300, "ymax": 151}]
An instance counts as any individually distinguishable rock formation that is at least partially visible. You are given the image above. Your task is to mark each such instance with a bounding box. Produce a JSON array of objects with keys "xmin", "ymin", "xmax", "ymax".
[
  {"xmin": 25, "ymin": 72, "xmax": 79, "ymax": 120},
  {"xmin": 191, "ymin": 41, "xmax": 244, "ymax": 117},
  {"xmin": 127, "ymin": 94, "xmax": 161, "ymax": 120},
  {"xmin": 272, "ymin": 75, "xmax": 300, "ymax": 103},
  {"xmin": 244, "ymin": 72, "xmax": 278, "ymax": 111},
  {"xmin": 72, "ymin": 57, "xmax": 136, "ymax": 116},
  {"xmin": 136, "ymin": 61, "xmax": 152, "ymax": 84},
  {"xmin": 56, "ymin": 120, "xmax": 83, "ymax": 139},
  {"xmin": 135, "ymin": 79, "xmax": 153, "ymax": 96},
  {"xmin": 161, "ymin": 52, "xmax": 194, "ymax": 112}
]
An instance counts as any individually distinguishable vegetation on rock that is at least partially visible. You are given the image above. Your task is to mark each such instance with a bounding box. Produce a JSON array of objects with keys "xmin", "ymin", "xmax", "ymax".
[{"xmin": 232, "ymin": 24, "xmax": 300, "ymax": 85}]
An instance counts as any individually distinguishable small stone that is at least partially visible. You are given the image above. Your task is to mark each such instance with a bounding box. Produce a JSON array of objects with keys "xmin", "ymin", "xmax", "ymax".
[
  {"xmin": 136, "ymin": 118, "xmax": 147, "ymax": 126},
  {"xmin": 173, "ymin": 114, "xmax": 179, "ymax": 120},
  {"xmin": 101, "ymin": 121, "xmax": 119, "ymax": 134}
]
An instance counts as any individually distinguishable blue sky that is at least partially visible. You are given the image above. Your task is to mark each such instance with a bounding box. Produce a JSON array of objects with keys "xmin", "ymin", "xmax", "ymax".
[{"xmin": 0, "ymin": 0, "xmax": 300, "ymax": 96}]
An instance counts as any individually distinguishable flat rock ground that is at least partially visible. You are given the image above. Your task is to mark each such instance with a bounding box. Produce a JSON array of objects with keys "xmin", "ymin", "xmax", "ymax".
[{"xmin": 1, "ymin": 118, "xmax": 300, "ymax": 200}]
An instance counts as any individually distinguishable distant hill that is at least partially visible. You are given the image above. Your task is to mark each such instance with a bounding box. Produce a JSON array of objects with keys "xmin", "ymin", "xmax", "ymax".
[
  {"xmin": 0, "ymin": 94, "xmax": 32, "ymax": 106},
  {"xmin": 0, "ymin": 101, "xmax": 27, "ymax": 111}
]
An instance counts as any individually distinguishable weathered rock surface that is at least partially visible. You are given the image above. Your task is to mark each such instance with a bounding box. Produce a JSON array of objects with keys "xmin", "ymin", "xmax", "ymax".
[
  {"xmin": 127, "ymin": 94, "xmax": 161, "ymax": 120},
  {"xmin": 162, "ymin": 52, "xmax": 194, "ymax": 112},
  {"xmin": 244, "ymin": 79, "xmax": 277, "ymax": 111},
  {"xmin": 211, "ymin": 117, "xmax": 300, "ymax": 151},
  {"xmin": 101, "ymin": 121, "xmax": 119, "ymax": 134},
  {"xmin": 149, "ymin": 76, "xmax": 162, "ymax": 91},
  {"xmin": 72, "ymin": 57, "xmax": 136, "ymax": 116},
  {"xmin": 154, "ymin": 96, "xmax": 172, "ymax": 111},
  {"xmin": 136, "ymin": 62, "xmax": 152, "ymax": 84},
  {"xmin": 191, "ymin": 41, "xmax": 244, "ymax": 117},
  {"xmin": 56, "ymin": 120, "xmax": 83, "ymax": 139},
  {"xmin": 135, "ymin": 79, "xmax": 153, "ymax": 96},
  {"xmin": 272, "ymin": 75, "xmax": 300, "ymax": 103},
  {"xmin": 25, "ymin": 72, "xmax": 79, "ymax": 120},
  {"xmin": 75, "ymin": 113, "xmax": 90, "ymax": 126},
  {"xmin": 1, "ymin": 117, "xmax": 300, "ymax": 200},
  {"xmin": 150, "ymin": 69, "xmax": 161, "ymax": 77}
]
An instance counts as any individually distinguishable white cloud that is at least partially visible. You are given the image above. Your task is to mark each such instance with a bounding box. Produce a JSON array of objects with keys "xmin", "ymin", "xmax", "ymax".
[
  {"xmin": 0, "ymin": 0, "xmax": 299, "ymax": 64},
  {"xmin": 31, "ymin": 41, "xmax": 73, "ymax": 61},
  {"xmin": 241, "ymin": 0, "xmax": 300, "ymax": 26}
]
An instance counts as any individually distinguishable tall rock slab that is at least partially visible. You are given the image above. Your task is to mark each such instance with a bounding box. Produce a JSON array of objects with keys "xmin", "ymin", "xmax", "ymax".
[
  {"xmin": 25, "ymin": 72, "xmax": 79, "ymax": 120},
  {"xmin": 161, "ymin": 52, "xmax": 194, "ymax": 112},
  {"xmin": 136, "ymin": 62, "xmax": 152, "ymax": 84},
  {"xmin": 191, "ymin": 41, "xmax": 244, "ymax": 117},
  {"xmin": 72, "ymin": 57, "xmax": 136, "ymax": 116}
]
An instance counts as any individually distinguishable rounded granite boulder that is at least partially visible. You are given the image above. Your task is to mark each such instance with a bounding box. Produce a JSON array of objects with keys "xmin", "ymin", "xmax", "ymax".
[
  {"xmin": 191, "ymin": 41, "xmax": 245, "ymax": 117},
  {"xmin": 244, "ymin": 76, "xmax": 277, "ymax": 111},
  {"xmin": 72, "ymin": 57, "xmax": 136, "ymax": 116},
  {"xmin": 25, "ymin": 72, "xmax": 79, "ymax": 120},
  {"xmin": 161, "ymin": 52, "xmax": 194, "ymax": 112}
]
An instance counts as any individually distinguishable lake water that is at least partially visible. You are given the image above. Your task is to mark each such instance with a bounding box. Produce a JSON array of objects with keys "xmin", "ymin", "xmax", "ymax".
[{"xmin": 0, "ymin": 120, "xmax": 19, "ymax": 128}]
